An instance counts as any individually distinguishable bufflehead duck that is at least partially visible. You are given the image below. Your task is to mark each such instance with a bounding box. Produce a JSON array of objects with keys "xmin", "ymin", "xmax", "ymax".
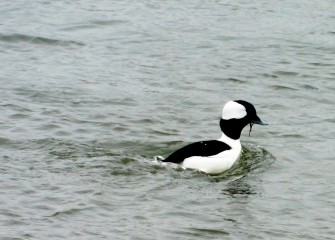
[{"xmin": 162, "ymin": 100, "xmax": 268, "ymax": 174}]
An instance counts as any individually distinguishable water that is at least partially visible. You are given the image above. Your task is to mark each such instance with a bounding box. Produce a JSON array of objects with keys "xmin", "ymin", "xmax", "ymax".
[{"xmin": 1, "ymin": 0, "xmax": 335, "ymax": 239}]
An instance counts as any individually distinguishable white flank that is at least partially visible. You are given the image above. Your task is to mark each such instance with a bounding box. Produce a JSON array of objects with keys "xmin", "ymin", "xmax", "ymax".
[{"xmin": 181, "ymin": 133, "xmax": 242, "ymax": 174}]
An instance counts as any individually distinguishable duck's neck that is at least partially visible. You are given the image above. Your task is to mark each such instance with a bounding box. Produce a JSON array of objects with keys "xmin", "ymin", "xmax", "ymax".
[
  {"xmin": 218, "ymin": 132, "xmax": 240, "ymax": 147},
  {"xmin": 219, "ymin": 118, "xmax": 249, "ymax": 140}
]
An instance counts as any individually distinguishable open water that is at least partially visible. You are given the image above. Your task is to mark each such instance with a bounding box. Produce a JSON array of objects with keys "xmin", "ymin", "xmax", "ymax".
[{"xmin": 1, "ymin": 0, "xmax": 335, "ymax": 239}]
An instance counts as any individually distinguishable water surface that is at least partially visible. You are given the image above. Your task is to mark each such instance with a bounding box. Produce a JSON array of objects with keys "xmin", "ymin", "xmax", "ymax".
[{"xmin": 1, "ymin": 0, "xmax": 335, "ymax": 239}]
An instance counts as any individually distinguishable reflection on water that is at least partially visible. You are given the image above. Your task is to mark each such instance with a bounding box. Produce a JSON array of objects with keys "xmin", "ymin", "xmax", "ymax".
[{"xmin": 222, "ymin": 180, "xmax": 256, "ymax": 197}]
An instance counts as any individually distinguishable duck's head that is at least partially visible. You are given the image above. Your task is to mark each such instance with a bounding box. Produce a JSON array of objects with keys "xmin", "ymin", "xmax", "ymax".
[{"xmin": 220, "ymin": 100, "xmax": 267, "ymax": 140}]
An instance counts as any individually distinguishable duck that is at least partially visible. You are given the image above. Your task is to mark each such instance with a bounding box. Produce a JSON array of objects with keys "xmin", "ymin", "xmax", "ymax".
[{"xmin": 161, "ymin": 100, "xmax": 268, "ymax": 174}]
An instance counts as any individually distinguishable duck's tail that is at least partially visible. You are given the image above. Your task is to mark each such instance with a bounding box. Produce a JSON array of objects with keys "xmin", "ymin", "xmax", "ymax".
[{"xmin": 153, "ymin": 155, "xmax": 165, "ymax": 161}]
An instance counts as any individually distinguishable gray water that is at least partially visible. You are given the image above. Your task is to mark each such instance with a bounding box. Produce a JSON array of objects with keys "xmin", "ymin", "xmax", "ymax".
[{"xmin": 1, "ymin": 1, "xmax": 335, "ymax": 239}]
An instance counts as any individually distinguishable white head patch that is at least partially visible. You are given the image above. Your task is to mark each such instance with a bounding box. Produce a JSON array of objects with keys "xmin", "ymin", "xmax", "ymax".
[{"xmin": 221, "ymin": 101, "xmax": 247, "ymax": 120}]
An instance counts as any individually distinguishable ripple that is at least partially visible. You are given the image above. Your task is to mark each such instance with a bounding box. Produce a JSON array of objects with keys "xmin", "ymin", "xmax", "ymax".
[
  {"xmin": 271, "ymin": 84, "xmax": 297, "ymax": 91},
  {"xmin": 262, "ymin": 73, "xmax": 279, "ymax": 78},
  {"xmin": 273, "ymin": 71, "xmax": 299, "ymax": 76},
  {"xmin": 282, "ymin": 130, "xmax": 306, "ymax": 137},
  {"xmin": 61, "ymin": 20, "xmax": 127, "ymax": 31},
  {"xmin": 0, "ymin": 137, "xmax": 11, "ymax": 146},
  {"xmin": 0, "ymin": 33, "xmax": 85, "ymax": 46},
  {"xmin": 36, "ymin": 123, "xmax": 62, "ymax": 131},
  {"xmin": 10, "ymin": 113, "xmax": 31, "ymax": 120},
  {"xmin": 221, "ymin": 180, "xmax": 257, "ymax": 197},
  {"xmin": 178, "ymin": 227, "xmax": 229, "ymax": 237},
  {"xmin": 49, "ymin": 206, "xmax": 94, "ymax": 217},
  {"xmin": 0, "ymin": 103, "xmax": 32, "ymax": 113},
  {"xmin": 308, "ymin": 62, "xmax": 334, "ymax": 67},
  {"xmin": 215, "ymin": 77, "xmax": 246, "ymax": 83},
  {"xmin": 212, "ymin": 144, "xmax": 275, "ymax": 180},
  {"xmin": 300, "ymin": 84, "xmax": 319, "ymax": 91}
]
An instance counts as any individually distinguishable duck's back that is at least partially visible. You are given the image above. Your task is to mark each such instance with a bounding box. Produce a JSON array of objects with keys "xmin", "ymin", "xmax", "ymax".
[{"xmin": 163, "ymin": 140, "xmax": 231, "ymax": 164}]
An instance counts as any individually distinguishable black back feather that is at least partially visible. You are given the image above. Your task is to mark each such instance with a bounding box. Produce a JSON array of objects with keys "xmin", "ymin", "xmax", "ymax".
[{"xmin": 163, "ymin": 140, "xmax": 231, "ymax": 164}]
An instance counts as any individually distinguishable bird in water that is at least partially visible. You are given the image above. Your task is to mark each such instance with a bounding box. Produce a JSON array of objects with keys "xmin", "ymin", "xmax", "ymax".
[{"xmin": 160, "ymin": 100, "xmax": 268, "ymax": 174}]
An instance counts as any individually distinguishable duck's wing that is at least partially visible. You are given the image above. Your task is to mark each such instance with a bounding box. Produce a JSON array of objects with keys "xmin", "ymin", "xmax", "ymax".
[{"xmin": 163, "ymin": 140, "xmax": 231, "ymax": 164}]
